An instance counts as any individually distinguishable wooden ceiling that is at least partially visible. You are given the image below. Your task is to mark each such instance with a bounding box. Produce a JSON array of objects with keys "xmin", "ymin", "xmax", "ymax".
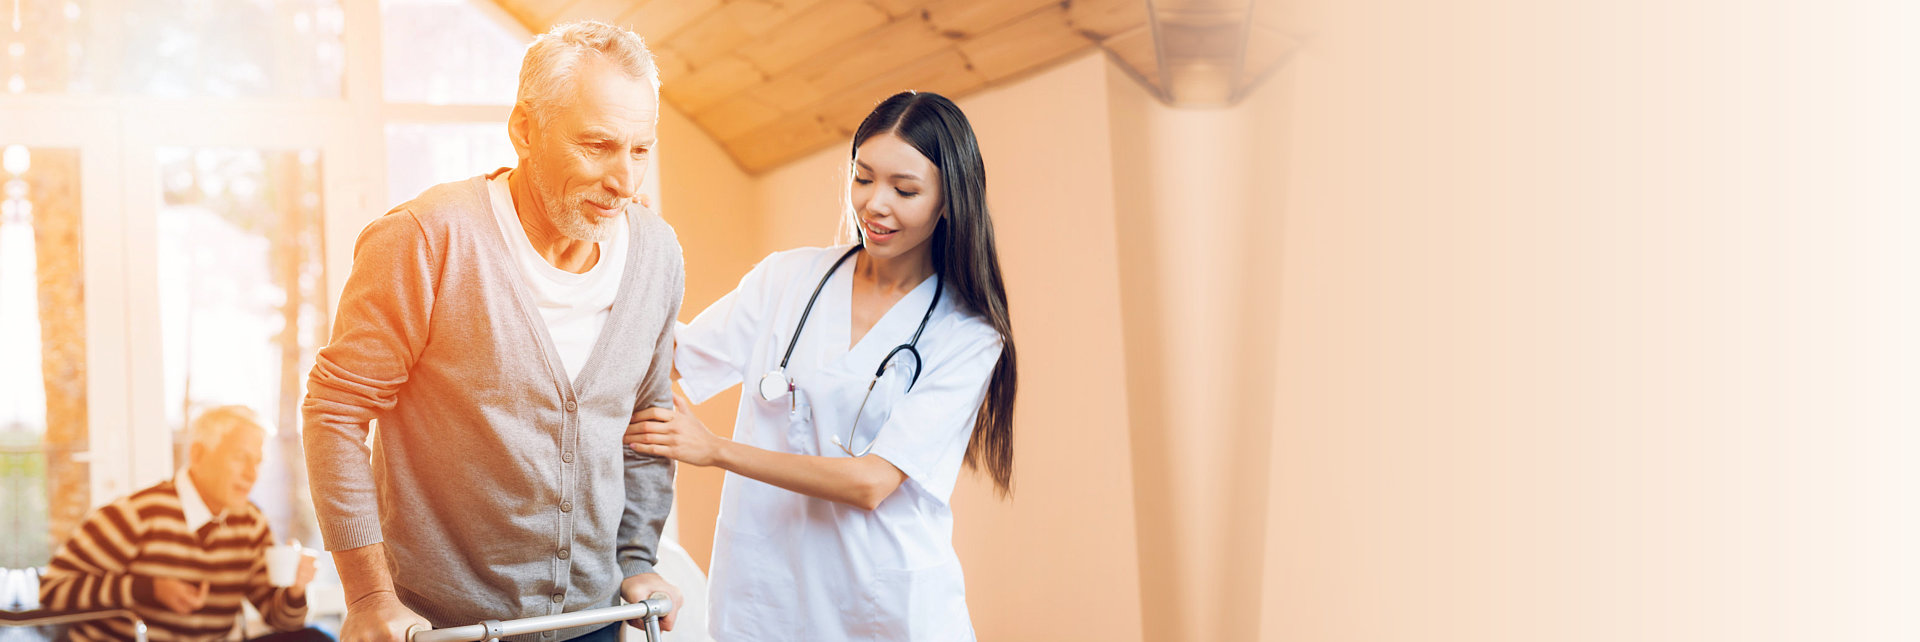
[{"xmin": 490, "ymin": 0, "xmax": 1291, "ymax": 172}]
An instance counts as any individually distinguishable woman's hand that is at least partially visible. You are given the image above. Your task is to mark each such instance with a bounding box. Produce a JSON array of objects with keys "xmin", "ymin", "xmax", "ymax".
[{"xmin": 627, "ymin": 389, "xmax": 725, "ymax": 466}]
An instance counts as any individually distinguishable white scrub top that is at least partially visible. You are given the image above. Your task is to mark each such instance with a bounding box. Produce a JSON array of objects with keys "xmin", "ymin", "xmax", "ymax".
[{"xmin": 675, "ymin": 246, "xmax": 1002, "ymax": 642}]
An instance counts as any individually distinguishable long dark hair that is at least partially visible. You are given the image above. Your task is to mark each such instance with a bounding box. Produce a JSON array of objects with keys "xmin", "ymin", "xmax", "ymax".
[{"xmin": 847, "ymin": 91, "xmax": 1017, "ymax": 497}]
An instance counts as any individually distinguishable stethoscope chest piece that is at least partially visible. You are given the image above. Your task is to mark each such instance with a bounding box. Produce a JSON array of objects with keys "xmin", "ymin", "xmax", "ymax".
[{"xmin": 758, "ymin": 369, "xmax": 791, "ymax": 402}]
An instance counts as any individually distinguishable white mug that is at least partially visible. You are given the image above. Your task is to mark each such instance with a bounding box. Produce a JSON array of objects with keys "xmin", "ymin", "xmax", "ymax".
[{"xmin": 264, "ymin": 544, "xmax": 305, "ymax": 587}]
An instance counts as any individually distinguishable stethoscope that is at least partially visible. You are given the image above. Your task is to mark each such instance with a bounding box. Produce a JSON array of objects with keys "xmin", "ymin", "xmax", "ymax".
[{"xmin": 757, "ymin": 245, "xmax": 941, "ymax": 456}]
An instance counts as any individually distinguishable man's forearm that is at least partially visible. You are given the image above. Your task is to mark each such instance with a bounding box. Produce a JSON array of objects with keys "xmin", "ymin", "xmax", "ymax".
[
  {"xmin": 332, "ymin": 543, "xmax": 396, "ymax": 605},
  {"xmin": 617, "ymin": 451, "xmax": 674, "ymax": 577}
]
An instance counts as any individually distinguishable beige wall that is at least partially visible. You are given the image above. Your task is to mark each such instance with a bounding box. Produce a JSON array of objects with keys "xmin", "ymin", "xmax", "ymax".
[{"xmin": 1261, "ymin": 0, "xmax": 1920, "ymax": 640}]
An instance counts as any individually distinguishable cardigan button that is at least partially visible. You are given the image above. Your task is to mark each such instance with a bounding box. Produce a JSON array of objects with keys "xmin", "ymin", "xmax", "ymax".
[{"xmin": 564, "ymin": 400, "xmax": 577, "ymax": 412}]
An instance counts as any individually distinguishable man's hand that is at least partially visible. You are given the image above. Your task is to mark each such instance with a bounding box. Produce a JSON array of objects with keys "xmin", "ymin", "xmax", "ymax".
[
  {"xmin": 288, "ymin": 552, "xmax": 319, "ymax": 600},
  {"xmin": 340, "ymin": 590, "xmax": 431, "ymax": 642},
  {"xmin": 619, "ymin": 573, "xmax": 683, "ymax": 632},
  {"xmin": 152, "ymin": 578, "xmax": 208, "ymax": 615},
  {"xmin": 285, "ymin": 538, "xmax": 320, "ymax": 600}
]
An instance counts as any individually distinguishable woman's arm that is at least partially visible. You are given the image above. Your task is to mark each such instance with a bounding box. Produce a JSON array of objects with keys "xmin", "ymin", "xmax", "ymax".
[{"xmin": 628, "ymin": 389, "xmax": 907, "ymax": 511}]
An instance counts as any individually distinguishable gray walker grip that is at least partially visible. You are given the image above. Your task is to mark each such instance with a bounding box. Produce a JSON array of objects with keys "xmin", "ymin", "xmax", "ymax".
[{"xmin": 408, "ymin": 596, "xmax": 674, "ymax": 642}]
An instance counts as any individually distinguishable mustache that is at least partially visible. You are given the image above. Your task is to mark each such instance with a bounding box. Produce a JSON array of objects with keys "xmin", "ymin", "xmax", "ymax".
[{"xmin": 581, "ymin": 194, "xmax": 627, "ymax": 209}]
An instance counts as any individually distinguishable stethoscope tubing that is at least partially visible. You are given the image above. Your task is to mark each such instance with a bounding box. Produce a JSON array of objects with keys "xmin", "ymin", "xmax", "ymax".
[{"xmin": 774, "ymin": 245, "xmax": 942, "ymax": 391}]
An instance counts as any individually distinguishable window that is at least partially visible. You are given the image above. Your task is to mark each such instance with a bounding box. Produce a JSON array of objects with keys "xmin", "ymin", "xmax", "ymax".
[
  {"xmin": 157, "ymin": 147, "xmax": 327, "ymax": 545},
  {"xmin": 120, "ymin": 0, "xmax": 346, "ymax": 98},
  {"xmin": 0, "ymin": 0, "xmax": 93, "ymax": 95},
  {"xmin": 381, "ymin": 0, "xmax": 521, "ymax": 105},
  {"xmin": 0, "ymin": 145, "xmax": 85, "ymax": 570},
  {"xmin": 384, "ymin": 122, "xmax": 516, "ymax": 206},
  {"xmin": 381, "ymin": 0, "xmax": 524, "ymax": 204}
]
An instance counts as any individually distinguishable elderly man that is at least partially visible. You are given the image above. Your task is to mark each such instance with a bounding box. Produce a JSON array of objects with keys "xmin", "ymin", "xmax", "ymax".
[
  {"xmin": 302, "ymin": 21, "xmax": 682, "ymax": 642},
  {"xmin": 39, "ymin": 406, "xmax": 323, "ymax": 642}
]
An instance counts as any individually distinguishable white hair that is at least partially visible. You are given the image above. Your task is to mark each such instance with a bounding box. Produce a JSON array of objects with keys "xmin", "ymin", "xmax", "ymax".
[
  {"xmin": 518, "ymin": 20, "xmax": 659, "ymax": 127},
  {"xmin": 189, "ymin": 405, "xmax": 273, "ymax": 450}
]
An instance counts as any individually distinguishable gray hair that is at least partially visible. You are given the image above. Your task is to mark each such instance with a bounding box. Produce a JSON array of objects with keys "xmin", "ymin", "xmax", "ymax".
[
  {"xmin": 518, "ymin": 21, "xmax": 659, "ymax": 127},
  {"xmin": 189, "ymin": 405, "xmax": 272, "ymax": 450}
]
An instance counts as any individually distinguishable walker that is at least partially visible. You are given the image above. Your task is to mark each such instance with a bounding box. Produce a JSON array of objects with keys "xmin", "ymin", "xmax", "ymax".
[{"xmin": 408, "ymin": 594, "xmax": 674, "ymax": 642}]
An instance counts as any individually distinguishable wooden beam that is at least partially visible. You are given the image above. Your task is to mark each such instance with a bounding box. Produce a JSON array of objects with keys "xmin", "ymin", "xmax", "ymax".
[
  {"xmin": 1066, "ymin": 0, "xmax": 1148, "ymax": 40},
  {"xmin": 776, "ymin": 14, "xmax": 956, "ymax": 100},
  {"xmin": 663, "ymin": 6, "xmax": 756, "ymax": 67},
  {"xmin": 922, "ymin": 0, "xmax": 1061, "ymax": 38},
  {"xmin": 724, "ymin": 111, "xmax": 841, "ymax": 172},
  {"xmin": 520, "ymin": 0, "xmax": 586, "ymax": 29},
  {"xmin": 651, "ymin": 45, "xmax": 693, "ymax": 84},
  {"xmin": 742, "ymin": 74, "xmax": 831, "ymax": 114},
  {"xmin": 810, "ymin": 47, "xmax": 986, "ymax": 136},
  {"xmin": 735, "ymin": 0, "xmax": 890, "ymax": 76},
  {"xmin": 691, "ymin": 93, "xmax": 786, "ymax": 140},
  {"xmin": 712, "ymin": 45, "xmax": 995, "ymax": 171},
  {"xmin": 864, "ymin": 0, "xmax": 937, "ymax": 19},
  {"xmin": 548, "ymin": 0, "xmax": 650, "ymax": 26},
  {"xmin": 619, "ymin": 0, "xmax": 722, "ymax": 42},
  {"xmin": 722, "ymin": 0, "xmax": 833, "ymax": 36},
  {"xmin": 489, "ymin": 0, "xmax": 554, "ymax": 32},
  {"xmin": 956, "ymin": 4, "xmax": 1094, "ymax": 81},
  {"xmin": 663, "ymin": 54, "xmax": 766, "ymax": 112}
]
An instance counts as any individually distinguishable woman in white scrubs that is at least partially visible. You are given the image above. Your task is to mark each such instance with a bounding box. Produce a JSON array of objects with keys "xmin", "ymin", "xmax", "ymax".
[{"xmin": 626, "ymin": 91, "xmax": 1017, "ymax": 640}]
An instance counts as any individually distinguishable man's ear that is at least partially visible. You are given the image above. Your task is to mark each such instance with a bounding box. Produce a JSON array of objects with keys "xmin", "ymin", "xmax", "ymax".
[
  {"xmin": 508, "ymin": 103, "xmax": 535, "ymax": 159},
  {"xmin": 187, "ymin": 441, "xmax": 206, "ymax": 469}
]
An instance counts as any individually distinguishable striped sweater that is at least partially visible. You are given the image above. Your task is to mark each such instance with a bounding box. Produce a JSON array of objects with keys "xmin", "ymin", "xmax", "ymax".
[{"xmin": 37, "ymin": 480, "xmax": 308, "ymax": 641}]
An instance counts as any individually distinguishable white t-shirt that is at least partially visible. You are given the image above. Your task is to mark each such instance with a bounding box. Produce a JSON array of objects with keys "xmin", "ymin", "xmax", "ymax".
[
  {"xmin": 486, "ymin": 170, "xmax": 627, "ymax": 383},
  {"xmin": 676, "ymin": 245, "xmax": 1003, "ymax": 641}
]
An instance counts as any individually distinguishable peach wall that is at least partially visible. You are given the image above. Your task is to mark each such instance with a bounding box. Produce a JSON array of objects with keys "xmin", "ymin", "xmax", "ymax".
[
  {"xmin": 1261, "ymin": 0, "xmax": 1920, "ymax": 640},
  {"xmin": 655, "ymin": 102, "xmax": 758, "ymax": 571},
  {"xmin": 752, "ymin": 140, "xmax": 848, "ymax": 252}
]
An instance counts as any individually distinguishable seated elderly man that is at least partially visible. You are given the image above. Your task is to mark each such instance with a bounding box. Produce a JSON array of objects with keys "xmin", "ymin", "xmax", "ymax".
[{"xmin": 38, "ymin": 406, "xmax": 328, "ymax": 642}]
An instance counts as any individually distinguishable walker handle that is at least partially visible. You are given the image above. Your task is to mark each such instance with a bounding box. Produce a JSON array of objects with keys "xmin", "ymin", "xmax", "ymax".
[{"xmin": 408, "ymin": 596, "xmax": 673, "ymax": 642}]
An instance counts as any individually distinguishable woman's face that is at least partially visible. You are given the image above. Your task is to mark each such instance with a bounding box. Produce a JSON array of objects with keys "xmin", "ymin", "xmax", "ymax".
[{"xmin": 850, "ymin": 132, "xmax": 942, "ymax": 264}]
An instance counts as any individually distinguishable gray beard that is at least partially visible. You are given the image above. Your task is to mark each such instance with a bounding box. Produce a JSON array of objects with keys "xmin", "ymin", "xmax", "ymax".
[
  {"xmin": 549, "ymin": 195, "xmax": 617, "ymax": 242},
  {"xmin": 529, "ymin": 164, "xmax": 619, "ymax": 243}
]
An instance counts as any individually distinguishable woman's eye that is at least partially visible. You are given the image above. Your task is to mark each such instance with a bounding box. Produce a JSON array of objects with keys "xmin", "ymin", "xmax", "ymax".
[
  {"xmin": 896, "ymin": 189, "xmax": 918, "ymax": 198},
  {"xmin": 853, "ymin": 178, "xmax": 874, "ymax": 185}
]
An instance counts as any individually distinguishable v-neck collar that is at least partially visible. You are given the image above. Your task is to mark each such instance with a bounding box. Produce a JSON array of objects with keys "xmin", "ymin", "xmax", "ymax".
[
  {"xmin": 476, "ymin": 170, "xmax": 644, "ymax": 398},
  {"xmin": 822, "ymin": 253, "xmax": 940, "ymax": 372}
]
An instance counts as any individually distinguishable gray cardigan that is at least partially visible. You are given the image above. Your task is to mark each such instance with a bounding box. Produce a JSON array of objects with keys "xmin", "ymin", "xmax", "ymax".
[{"xmin": 302, "ymin": 173, "xmax": 680, "ymax": 641}]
